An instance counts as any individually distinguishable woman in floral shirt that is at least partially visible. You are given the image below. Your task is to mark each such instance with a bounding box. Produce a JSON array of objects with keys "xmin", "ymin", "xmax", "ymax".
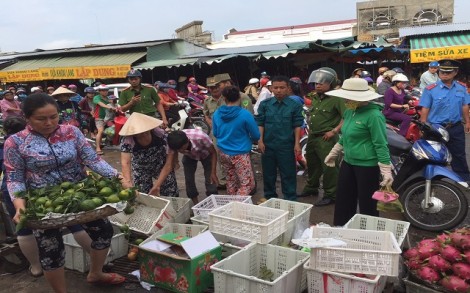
[{"xmin": 4, "ymin": 93, "xmax": 125, "ymax": 291}]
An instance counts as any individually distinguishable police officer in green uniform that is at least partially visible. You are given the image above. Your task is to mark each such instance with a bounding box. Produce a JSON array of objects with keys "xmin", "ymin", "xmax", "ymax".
[
  {"xmin": 256, "ymin": 75, "xmax": 304, "ymax": 201},
  {"xmin": 203, "ymin": 76, "xmax": 227, "ymax": 189},
  {"xmin": 214, "ymin": 73, "xmax": 254, "ymax": 114},
  {"xmin": 119, "ymin": 69, "xmax": 168, "ymax": 126},
  {"xmin": 301, "ymin": 68, "xmax": 345, "ymax": 206}
]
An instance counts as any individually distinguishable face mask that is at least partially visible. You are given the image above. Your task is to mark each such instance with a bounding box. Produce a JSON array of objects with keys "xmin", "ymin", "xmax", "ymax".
[{"xmin": 345, "ymin": 100, "xmax": 361, "ymax": 110}]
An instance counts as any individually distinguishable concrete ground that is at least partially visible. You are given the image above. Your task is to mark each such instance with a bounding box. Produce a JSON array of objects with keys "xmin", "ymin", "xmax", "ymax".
[{"xmin": 2, "ymin": 137, "xmax": 470, "ymax": 292}]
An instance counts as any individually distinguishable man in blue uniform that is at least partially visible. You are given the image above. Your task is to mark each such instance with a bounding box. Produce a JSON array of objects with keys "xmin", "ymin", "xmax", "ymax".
[{"xmin": 419, "ymin": 59, "xmax": 470, "ymax": 181}]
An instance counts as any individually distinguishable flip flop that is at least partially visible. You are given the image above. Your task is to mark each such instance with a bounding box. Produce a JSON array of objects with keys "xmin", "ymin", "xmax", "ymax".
[
  {"xmin": 88, "ymin": 273, "xmax": 126, "ymax": 285},
  {"xmin": 29, "ymin": 266, "xmax": 43, "ymax": 278},
  {"xmin": 96, "ymin": 151, "xmax": 104, "ymax": 155}
]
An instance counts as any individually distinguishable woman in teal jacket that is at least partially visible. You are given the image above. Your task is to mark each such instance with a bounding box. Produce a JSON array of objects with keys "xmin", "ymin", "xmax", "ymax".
[{"xmin": 323, "ymin": 78, "xmax": 393, "ymax": 226}]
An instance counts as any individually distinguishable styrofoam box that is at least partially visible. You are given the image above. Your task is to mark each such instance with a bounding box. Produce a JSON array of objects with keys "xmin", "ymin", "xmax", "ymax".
[
  {"xmin": 209, "ymin": 202, "xmax": 288, "ymax": 244},
  {"xmin": 403, "ymin": 277, "xmax": 442, "ymax": 293},
  {"xmin": 161, "ymin": 196, "xmax": 192, "ymax": 224},
  {"xmin": 192, "ymin": 195, "xmax": 252, "ymax": 221},
  {"xmin": 304, "ymin": 262, "xmax": 387, "ymax": 293},
  {"xmin": 211, "ymin": 243, "xmax": 310, "ymax": 293},
  {"xmin": 109, "ymin": 193, "xmax": 171, "ymax": 235},
  {"xmin": 259, "ymin": 198, "xmax": 312, "ymax": 246},
  {"xmin": 143, "ymin": 222, "xmax": 208, "ymax": 241},
  {"xmin": 344, "ymin": 214, "xmax": 410, "ymax": 247},
  {"xmin": 309, "ymin": 226, "xmax": 402, "ymax": 276},
  {"xmin": 64, "ymin": 225, "xmax": 128, "ymax": 273}
]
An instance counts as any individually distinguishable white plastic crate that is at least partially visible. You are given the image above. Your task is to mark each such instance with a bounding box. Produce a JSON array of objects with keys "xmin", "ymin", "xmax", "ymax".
[
  {"xmin": 344, "ymin": 214, "xmax": 410, "ymax": 247},
  {"xmin": 64, "ymin": 226, "xmax": 128, "ymax": 273},
  {"xmin": 211, "ymin": 243, "xmax": 310, "ymax": 293},
  {"xmin": 309, "ymin": 226, "xmax": 401, "ymax": 276},
  {"xmin": 143, "ymin": 223, "xmax": 208, "ymax": 242},
  {"xmin": 190, "ymin": 214, "xmax": 209, "ymax": 226},
  {"xmin": 212, "ymin": 231, "xmax": 251, "ymax": 258},
  {"xmin": 259, "ymin": 198, "xmax": 312, "ymax": 245},
  {"xmin": 209, "ymin": 202, "xmax": 288, "ymax": 244},
  {"xmin": 304, "ymin": 263, "xmax": 387, "ymax": 293},
  {"xmin": 192, "ymin": 194, "xmax": 252, "ymax": 221},
  {"xmin": 109, "ymin": 193, "xmax": 171, "ymax": 235},
  {"xmin": 162, "ymin": 196, "xmax": 192, "ymax": 224},
  {"xmin": 403, "ymin": 277, "xmax": 441, "ymax": 293}
]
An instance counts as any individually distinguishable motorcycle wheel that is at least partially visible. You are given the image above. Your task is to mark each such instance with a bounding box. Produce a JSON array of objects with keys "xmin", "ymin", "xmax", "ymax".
[
  {"xmin": 189, "ymin": 120, "xmax": 211, "ymax": 135},
  {"xmin": 401, "ymin": 179, "xmax": 468, "ymax": 231}
]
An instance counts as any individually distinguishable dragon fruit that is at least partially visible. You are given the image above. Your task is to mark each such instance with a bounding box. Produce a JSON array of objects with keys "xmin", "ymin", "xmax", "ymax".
[
  {"xmin": 436, "ymin": 233, "xmax": 451, "ymax": 245},
  {"xmin": 450, "ymin": 231, "xmax": 470, "ymax": 250},
  {"xmin": 417, "ymin": 266, "xmax": 441, "ymax": 283},
  {"xmin": 440, "ymin": 275, "xmax": 470, "ymax": 292},
  {"xmin": 406, "ymin": 258, "xmax": 422, "ymax": 270},
  {"xmin": 452, "ymin": 263, "xmax": 470, "ymax": 280},
  {"xmin": 428, "ymin": 255, "xmax": 451, "ymax": 272},
  {"xmin": 419, "ymin": 239, "xmax": 438, "ymax": 247},
  {"xmin": 403, "ymin": 247, "xmax": 419, "ymax": 260},
  {"xmin": 441, "ymin": 245, "xmax": 463, "ymax": 263},
  {"xmin": 463, "ymin": 251, "xmax": 470, "ymax": 263},
  {"xmin": 418, "ymin": 241, "xmax": 440, "ymax": 259}
]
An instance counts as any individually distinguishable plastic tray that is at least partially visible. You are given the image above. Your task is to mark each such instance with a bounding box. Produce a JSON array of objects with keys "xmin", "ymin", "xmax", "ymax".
[
  {"xmin": 211, "ymin": 243, "xmax": 309, "ymax": 293},
  {"xmin": 309, "ymin": 226, "xmax": 402, "ymax": 276},
  {"xmin": 64, "ymin": 225, "xmax": 127, "ymax": 272},
  {"xmin": 304, "ymin": 263, "xmax": 386, "ymax": 293},
  {"xmin": 403, "ymin": 277, "xmax": 442, "ymax": 293},
  {"xmin": 259, "ymin": 198, "xmax": 312, "ymax": 245},
  {"xmin": 162, "ymin": 196, "xmax": 192, "ymax": 224},
  {"xmin": 109, "ymin": 193, "xmax": 171, "ymax": 235},
  {"xmin": 344, "ymin": 214, "xmax": 410, "ymax": 247},
  {"xmin": 208, "ymin": 202, "xmax": 288, "ymax": 244},
  {"xmin": 192, "ymin": 195, "xmax": 252, "ymax": 221}
]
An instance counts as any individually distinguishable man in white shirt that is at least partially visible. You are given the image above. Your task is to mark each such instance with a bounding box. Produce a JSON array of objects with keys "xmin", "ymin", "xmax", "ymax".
[
  {"xmin": 419, "ymin": 61, "xmax": 439, "ymax": 90},
  {"xmin": 254, "ymin": 79, "xmax": 272, "ymax": 115}
]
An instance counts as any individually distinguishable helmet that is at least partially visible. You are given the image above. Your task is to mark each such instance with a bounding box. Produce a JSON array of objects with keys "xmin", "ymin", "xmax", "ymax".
[
  {"xmin": 392, "ymin": 67, "xmax": 405, "ymax": 74},
  {"xmin": 360, "ymin": 70, "xmax": 372, "ymax": 78},
  {"xmin": 16, "ymin": 87, "xmax": 26, "ymax": 93},
  {"xmin": 167, "ymin": 79, "xmax": 177, "ymax": 86},
  {"xmin": 46, "ymin": 86, "xmax": 55, "ymax": 91},
  {"xmin": 289, "ymin": 77, "xmax": 302, "ymax": 96},
  {"xmin": 126, "ymin": 69, "xmax": 142, "ymax": 78},
  {"xmin": 260, "ymin": 77, "xmax": 270, "ymax": 87},
  {"xmin": 308, "ymin": 67, "xmax": 338, "ymax": 87},
  {"xmin": 260, "ymin": 71, "xmax": 268, "ymax": 76},
  {"xmin": 108, "ymin": 95, "xmax": 118, "ymax": 100},
  {"xmin": 382, "ymin": 70, "xmax": 397, "ymax": 79},
  {"xmin": 429, "ymin": 61, "xmax": 439, "ymax": 67},
  {"xmin": 248, "ymin": 78, "xmax": 259, "ymax": 84},
  {"xmin": 84, "ymin": 86, "xmax": 96, "ymax": 93},
  {"xmin": 68, "ymin": 84, "xmax": 77, "ymax": 89},
  {"xmin": 189, "ymin": 77, "xmax": 196, "ymax": 82},
  {"xmin": 392, "ymin": 73, "xmax": 409, "ymax": 83},
  {"xmin": 378, "ymin": 67, "xmax": 389, "ymax": 74},
  {"xmin": 352, "ymin": 68, "xmax": 365, "ymax": 76},
  {"xmin": 96, "ymin": 84, "xmax": 109, "ymax": 91}
]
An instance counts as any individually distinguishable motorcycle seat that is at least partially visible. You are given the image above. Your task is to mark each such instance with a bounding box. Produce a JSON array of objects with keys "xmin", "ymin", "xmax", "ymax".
[{"xmin": 387, "ymin": 128, "xmax": 412, "ymax": 154}]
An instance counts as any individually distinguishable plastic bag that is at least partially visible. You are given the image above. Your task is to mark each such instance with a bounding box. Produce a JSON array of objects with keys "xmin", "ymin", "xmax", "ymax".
[
  {"xmin": 376, "ymin": 199, "xmax": 404, "ymax": 213},
  {"xmin": 372, "ymin": 185, "xmax": 399, "ymax": 203}
]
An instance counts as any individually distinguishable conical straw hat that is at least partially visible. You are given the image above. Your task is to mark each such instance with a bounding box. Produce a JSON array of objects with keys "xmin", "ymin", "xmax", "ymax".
[
  {"xmin": 50, "ymin": 87, "xmax": 75, "ymax": 96},
  {"xmin": 119, "ymin": 112, "xmax": 163, "ymax": 136}
]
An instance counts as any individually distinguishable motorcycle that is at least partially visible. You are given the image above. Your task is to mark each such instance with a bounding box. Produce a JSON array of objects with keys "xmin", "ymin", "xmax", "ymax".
[
  {"xmin": 170, "ymin": 100, "xmax": 210, "ymax": 134},
  {"xmin": 387, "ymin": 120, "xmax": 469, "ymax": 231}
]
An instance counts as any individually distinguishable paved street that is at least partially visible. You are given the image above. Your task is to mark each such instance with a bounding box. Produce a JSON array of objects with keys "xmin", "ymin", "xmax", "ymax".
[{"xmin": 1, "ymin": 135, "xmax": 470, "ymax": 292}]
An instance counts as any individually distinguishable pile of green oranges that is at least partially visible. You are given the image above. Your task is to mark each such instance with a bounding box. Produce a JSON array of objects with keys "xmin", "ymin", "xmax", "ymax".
[{"xmin": 16, "ymin": 172, "xmax": 136, "ymax": 230}]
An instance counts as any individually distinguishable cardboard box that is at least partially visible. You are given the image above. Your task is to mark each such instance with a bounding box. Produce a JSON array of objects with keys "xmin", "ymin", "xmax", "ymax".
[{"xmin": 139, "ymin": 230, "xmax": 222, "ymax": 293}]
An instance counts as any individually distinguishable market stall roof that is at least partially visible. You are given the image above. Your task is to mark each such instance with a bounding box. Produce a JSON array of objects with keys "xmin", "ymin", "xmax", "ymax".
[
  {"xmin": 408, "ymin": 32, "xmax": 470, "ymax": 63},
  {"xmin": 399, "ymin": 23, "xmax": 470, "ymax": 37},
  {"xmin": 134, "ymin": 58, "xmax": 199, "ymax": 69}
]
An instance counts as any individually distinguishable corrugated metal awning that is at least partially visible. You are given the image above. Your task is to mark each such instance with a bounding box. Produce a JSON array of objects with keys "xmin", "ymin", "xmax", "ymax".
[
  {"xmin": 409, "ymin": 33, "xmax": 470, "ymax": 63},
  {"xmin": 134, "ymin": 58, "xmax": 198, "ymax": 69}
]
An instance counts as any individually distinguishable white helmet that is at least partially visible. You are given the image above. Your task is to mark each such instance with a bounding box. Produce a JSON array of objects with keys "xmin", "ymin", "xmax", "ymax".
[
  {"xmin": 248, "ymin": 78, "xmax": 260, "ymax": 84},
  {"xmin": 392, "ymin": 73, "xmax": 409, "ymax": 83}
]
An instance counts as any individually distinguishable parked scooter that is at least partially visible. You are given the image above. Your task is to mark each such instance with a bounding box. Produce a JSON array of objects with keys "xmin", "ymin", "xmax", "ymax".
[
  {"xmin": 170, "ymin": 100, "xmax": 210, "ymax": 134},
  {"xmin": 387, "ymin": 120, "xmax": 468, "ymax": 231}
]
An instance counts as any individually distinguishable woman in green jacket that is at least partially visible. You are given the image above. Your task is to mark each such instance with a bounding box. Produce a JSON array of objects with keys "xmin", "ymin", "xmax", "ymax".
[{"xmin": 323, "ymin": 78, "xmax": 393, "ymax": 226}]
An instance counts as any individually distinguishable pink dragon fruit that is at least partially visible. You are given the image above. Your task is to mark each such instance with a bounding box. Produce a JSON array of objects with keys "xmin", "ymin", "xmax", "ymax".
[
  {"xmin": 441, "ymin": 245, "xmax": 463, "ymax": 263},
  {"xmin": 452, "ymin": 262, "xmax": 470, "ymax": 280},
  {"xmin": 419, "ymin": 239, "xmax": 438, "ymax": 247},
  {"xmin": 463, "ymin": 251, "xmax": 470, "ymax": 263},
  {"xmin": 436, "ymin": 233, "xmax": 451, "ymax": 245},
  {"xmin": 406, "ymin": 258, "xmax": 422, "ymax": 270},
  {"xmin": 417, "ymin": 266, "xmax": 441, "ymax": 283},
  {"xmin": 418, "ymin": 241, "xmax": 440, "ymax": 260},
  {"xmin": 440, "ymin": 275, "xmax": 470, "ymax": 292},
  {"xmin": 403, "ymin": 247, "xmax": 419, "ymax": 260},
  {"xmin": 428, "ymin": 255, "xmax": 451, "ymax": 272},
  {"xmin": 450, "ymin": 231, "xmax": 470, "ymax": 250}
]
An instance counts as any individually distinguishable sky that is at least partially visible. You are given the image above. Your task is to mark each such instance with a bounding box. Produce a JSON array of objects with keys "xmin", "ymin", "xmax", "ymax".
[{"xmin": 1, "ymin": 0, "xmax": 468, "ymax": 53}]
